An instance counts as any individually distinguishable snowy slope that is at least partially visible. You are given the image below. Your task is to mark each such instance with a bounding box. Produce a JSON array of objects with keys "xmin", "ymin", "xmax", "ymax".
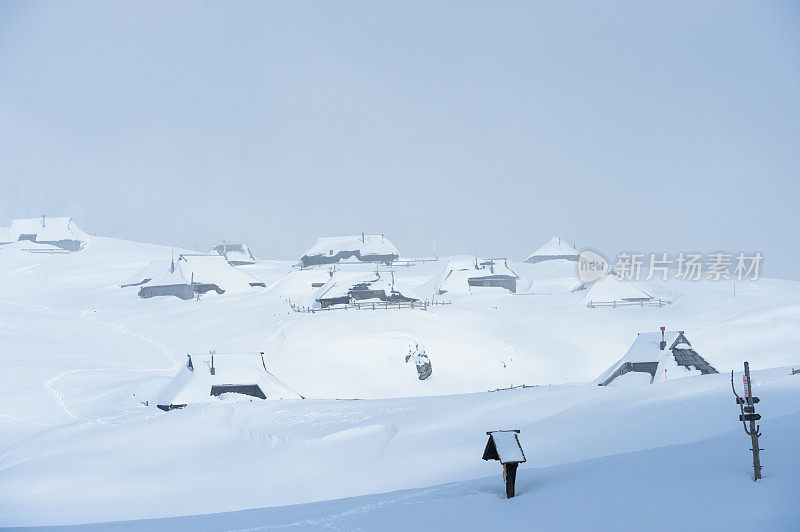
[
  {"xmin": 35, "ymin": 410, "xmax": 800, "ymax": 531},
  {"xmin": 1, "ymin": 368, "xmax": 798, "ymax": 527},
  {"xmin": 1, "ymin": 234, "xmax": 799, "ymax": 528}
]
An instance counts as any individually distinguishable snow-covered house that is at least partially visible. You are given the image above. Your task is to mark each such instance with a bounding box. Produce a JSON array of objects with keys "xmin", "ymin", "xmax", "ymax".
[
  {"xmin": 438, "ymin": 258, "xmax": 519, "ymax": 294},
  {"xmin": 213, "ymin": 242, "xmax": 256, "ymax": 266},
  {"xmin": 584, "ymin": 275, "xmax": 653, "ymax": 307},
  {"xmin": 300, "ymin": 234, "xmax": 399, "ymax": 267},
  {"xmin": 594, "ymin": 330, "xmax": 718, "ymax": 386},
  {"xmin": 137, "ymin": 254, "xmax": 265, "ymax": 300},
  {"xmin": 524, "ymin": 237, "xmax": 578, "ymax": 264},
  {"xmin": 314, "ymin": 271, "xmax": 418, "ymax": 308},
  {"xmin": 7, "ymin": 216, "xmax": 86, "ymax": 251},
  {"xmin": 153, "ymin": 352, "xmax": 302, "ymax": 411}
]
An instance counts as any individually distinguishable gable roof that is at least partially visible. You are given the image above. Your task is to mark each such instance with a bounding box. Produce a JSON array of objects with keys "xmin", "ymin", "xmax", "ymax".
[
  {"xmin": 525, "ymin": 237, "xmax": 578, "ymax": 261},
  {"xmin": 482, "ymin": 430, "xmax": 526, "ymax": 464}
]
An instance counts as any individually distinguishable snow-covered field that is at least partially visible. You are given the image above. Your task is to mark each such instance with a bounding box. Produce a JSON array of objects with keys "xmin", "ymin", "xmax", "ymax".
[{"xmin": 1, "ymin": 235, "xmax": 799, "ymax": 529}]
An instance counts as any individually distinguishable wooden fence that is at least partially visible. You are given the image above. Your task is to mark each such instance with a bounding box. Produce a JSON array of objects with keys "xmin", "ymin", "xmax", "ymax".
[
  {"xmin": 586, "ymin": 298, "xmax": 671, "ymax": 308},
  {"xmin": 488, "ymin": 384, "xmax": 538, "ymax": 393},
  {"xmin": 291, "ymin": 300, "xmax": 451, "ymax": 313},
  {"xmin": 22, "ymin": 248, "xmax": 71, "ymax": 255}
]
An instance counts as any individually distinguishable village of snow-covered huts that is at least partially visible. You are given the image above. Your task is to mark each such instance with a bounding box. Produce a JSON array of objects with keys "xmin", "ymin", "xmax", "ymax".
[{"xmin": 111, "ymin": 229, "xmax": 679, "ymax": 314}]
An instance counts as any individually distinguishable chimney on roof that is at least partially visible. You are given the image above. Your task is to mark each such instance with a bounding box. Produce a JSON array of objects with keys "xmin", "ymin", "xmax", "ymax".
[
  {"xmin": 362, "ymin": 232, "xmax": 365, "ymax": 243},
  {"xmin": 660, "ymin": 326, "xmax": 666, "ymax": 350},
  {"xmin": 41, "ymin": 214, "xmax": 46, "ymax": 228}
]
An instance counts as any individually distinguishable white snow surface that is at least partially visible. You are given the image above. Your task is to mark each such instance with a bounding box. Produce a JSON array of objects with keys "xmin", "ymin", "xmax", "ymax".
[
  {"xmin": 121, "ymin": 259, "xmax": 169, "ymax": 286},
  {"xmin": 488, "ymin": 430, "xmax": 526, "ymax": 463},
  {"xmin": 0, "ymin": 234, "xmax": 799, "ymax": 528},
  {"xmin": 513, "ymin": 259, "xmax": 587, "ymax": 294},
  {"xmin": 584, "ymin": 274, "xmax": 653, "ymax": 304}
]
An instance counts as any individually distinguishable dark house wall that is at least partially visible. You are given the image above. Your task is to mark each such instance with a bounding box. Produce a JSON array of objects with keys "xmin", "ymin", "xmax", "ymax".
[
  {"xmin": 318, "ymin": 295, "xmax": 351, "ymax": 308},
  {"xmin": 138, "ymin": 284, "xmax": 224, "ymax": 300},
  {"xmin": 16, "ymin": 235, "xmax": 83, "ymax": 252},
  {"xmin": 45, "ymin": 239, "xmax": 84, "ymax": 252},
  {"xmin": 138, "ymin": 284, "xmax": 195, "ymax": 300},
  {"xmin": 318, "ymin": 287, "xmax": 418, "ymax": 308},
  {"xmin": 468, "ymin": 275, "xmax": 517, "ymax": 293},
  {"xmin": 301, "ymin": 250, "xmax": 399, "ymax": 267}
]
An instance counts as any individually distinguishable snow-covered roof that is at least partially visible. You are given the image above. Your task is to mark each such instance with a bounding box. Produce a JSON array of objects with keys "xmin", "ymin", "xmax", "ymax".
[
  {"xmin": 594, "ymin": 331, "xmax": 717, "ymax": 386},
  {"xmin": 121, "ymin": 259, "xmax": 170, "ymax": 287},
  {"xmin": 619, "ymin": 331, "xmax": 682, "ymax": 364},
  {"xmin": 153, "ymin": 353, "xmax": 302, "ymax": 409},
  {"xmin": 214, "ymin": 243, "xmax": 255, "ymax": 264},
  {"xmin": 487, "ymin": 431, "xmax": 526, "ymax": 463},
  {"xmin": 142, "ymin": 254, "xmax": 263, "ymax": 292},
  {"xmin": 583, "ymin": 275, "xmax": 652, "ymax": 304},
  {"xmin": 315, "ymin": 272, "xmax": 384, "ymax": 301},
  {"xmin": 9, "ymin": 217, "xmax": 85, "ymax": 242},
  {"xmin": 302, "ymin": 235, "xmax": 399, "ymax": 262},
  {"xmin": 525, "ymin": 237, "xmax": 578, "ymax": 262}
]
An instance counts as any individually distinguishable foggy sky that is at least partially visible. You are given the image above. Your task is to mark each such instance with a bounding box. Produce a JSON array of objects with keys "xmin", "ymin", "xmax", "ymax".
[{"xmin": 1, "ymin": 1, "xmax": 798, "ymax": 278}]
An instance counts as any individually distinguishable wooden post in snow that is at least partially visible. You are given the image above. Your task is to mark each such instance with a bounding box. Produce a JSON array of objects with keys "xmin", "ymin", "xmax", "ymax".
[{"xmin": 731, "ymin": 361, "xmax": 763, "ymax": 481}]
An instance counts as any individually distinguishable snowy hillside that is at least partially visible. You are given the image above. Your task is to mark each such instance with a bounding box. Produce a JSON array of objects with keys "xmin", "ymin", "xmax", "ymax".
[{"xmin": 1, "ymin": 234, "xmax": 799, "ymax": 529}]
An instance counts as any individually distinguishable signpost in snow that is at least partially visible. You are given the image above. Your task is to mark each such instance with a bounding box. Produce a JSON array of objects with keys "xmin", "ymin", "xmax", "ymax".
[{"xmin": 731, "ymin": 361, "xmax": 763, "ymax": 481}]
